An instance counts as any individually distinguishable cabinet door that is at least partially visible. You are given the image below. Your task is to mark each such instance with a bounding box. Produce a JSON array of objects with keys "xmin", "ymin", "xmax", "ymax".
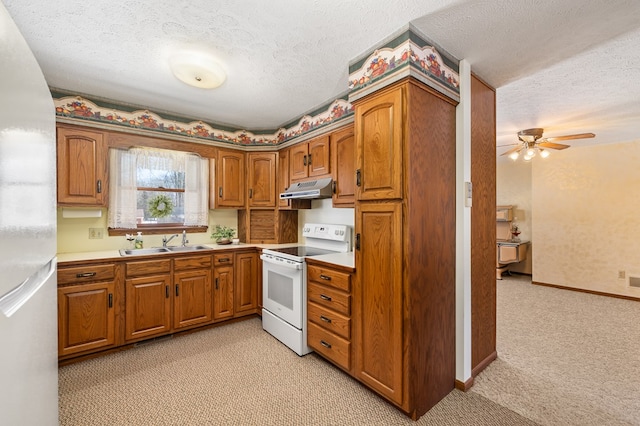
[
  {"xmin": 58, "ymin": 281, "xmax": 115, "ymax": 356},
  {"xmin": 308, "ymin": 134, "xmax": 331, "ymax": 177},
  {"xmin": 331, "ymin": 126, "xmax": 355, "ymax": 207},
  {"xmin": 125, "ymin": 274, "xmax": 172, "ymax": 341},
  {"xmin": 215, "ymin": 149, "xmax": 245, "ymax": 208},
  {"xmin": 355, "ymin": 86, "xmax": 404, "ymax": 201},
  {"xmin": 234, "ymin": 251, "xmax": 258, "ymax": 315},
  {"xmin": 278, "ymin": 148, "xmax": 291, "ymax": 208},
  {"xmin": 354, "ymin": 201, "xmax": 404, "ymax": 405},
  {"xmin": 56, "ymin": 126, "xmax": 107, "ymax": 206},
  {"xmin": 174, "ymin": 269, "xmax": 212, "ymax": 329},
  {"xmin": 248, "ymin": 152, "xmax": 277, "ymax": 207},
  {"xmin": 289, "ymin": 143, "xmax": 308, "ymax": 182},
  {"xmin": 213, "ymin": 265, "xmax": 234, "ymax": 320}
]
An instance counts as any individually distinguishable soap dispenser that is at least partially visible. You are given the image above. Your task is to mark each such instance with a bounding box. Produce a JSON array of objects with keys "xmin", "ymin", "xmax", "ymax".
[{"xmin": 134, "ymin": 232, "xmax": 143, "ymax": 249}]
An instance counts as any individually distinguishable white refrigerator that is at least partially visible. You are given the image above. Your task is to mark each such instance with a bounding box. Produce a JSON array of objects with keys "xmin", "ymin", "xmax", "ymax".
[{"xmin": 0, "ymin": 3, "xmax": 59, "ymax": 425}]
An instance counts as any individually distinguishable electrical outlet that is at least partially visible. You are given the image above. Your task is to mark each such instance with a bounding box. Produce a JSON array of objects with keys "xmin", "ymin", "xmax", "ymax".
[
  {"xmin": 89, "ymin": 228, "xmax": 104, "ymax": 239},
  {"xmin": 618, "ymin": 270, "xmax": 626, "ymax": 279}
]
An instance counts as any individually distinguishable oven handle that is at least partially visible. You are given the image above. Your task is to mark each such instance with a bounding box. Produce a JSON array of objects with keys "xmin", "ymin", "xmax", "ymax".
[{"xmin": 260, "ymin": 254, "xmax": 303, "ymax": 270}]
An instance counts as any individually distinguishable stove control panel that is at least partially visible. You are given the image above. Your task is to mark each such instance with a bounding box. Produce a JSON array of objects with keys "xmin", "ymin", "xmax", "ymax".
[{"xmin": 302, "ymin": 223, "xmax": 350, "ymax": 242}]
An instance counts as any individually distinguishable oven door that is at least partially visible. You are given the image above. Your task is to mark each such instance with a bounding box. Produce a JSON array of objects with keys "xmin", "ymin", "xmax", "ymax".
[{"xmin": 260, "ymin": 254, "xmax": 304, "ymax": 329}]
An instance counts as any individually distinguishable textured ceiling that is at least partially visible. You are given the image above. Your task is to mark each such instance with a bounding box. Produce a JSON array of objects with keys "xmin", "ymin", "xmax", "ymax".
[{"xmin": 4, "ymin": 0, "xmax": 640, "ymax": 155}]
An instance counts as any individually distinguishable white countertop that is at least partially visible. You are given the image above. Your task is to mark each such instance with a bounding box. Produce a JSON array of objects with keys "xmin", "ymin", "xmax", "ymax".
[
  {"xmin": 307, "ymin": 251, "xmax": 354, "ymax": 269},
  {"xmin": 57, "ymin": 243, "xmax": 354, "ymax": 270}
]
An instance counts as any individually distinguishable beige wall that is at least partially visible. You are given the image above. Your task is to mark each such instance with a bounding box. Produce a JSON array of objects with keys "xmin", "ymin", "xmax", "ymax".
[
  {"xmin": 57, "ymin": 199, "xmax": 354, "ymax": 254},
  {"xmin": 533, "ymin": 140, "xmax": 640, "ymax": 298},
  {"xmin": 496, "ymin": 159, "xmax": 532, "ymax": 274}
]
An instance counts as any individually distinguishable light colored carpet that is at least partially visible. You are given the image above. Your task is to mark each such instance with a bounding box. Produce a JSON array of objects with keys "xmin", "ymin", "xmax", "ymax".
[
  {"xmin": 59, "ymin": 317, "xmax": 535, "ymax": 425},
  {"xmin": 471, "ymin": 275, "xmax": 640, "ymax": 426}
]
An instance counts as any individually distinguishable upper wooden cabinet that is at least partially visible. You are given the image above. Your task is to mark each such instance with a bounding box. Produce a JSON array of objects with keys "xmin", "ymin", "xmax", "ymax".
[
  {"xmin": 354, "ymin": 87, "xmax": 403, "ymax": 201},
  {"xmin": 277, "ymin": 148, "xmax": 311, "ymax": 211},
  {"xmin": 290, "ymin": 134, "xmax": 331, "ymax": 182},
  {"xmin": 331, "ymin": 125, "xmax": 355, "ymax": 208},
  {"xmin": 248, "ymin": 152, "xmax": 277, "ymax": 208},
  {"xmin": 56, "ymin": 125, "xmax": 108, "ymax": 206},
  {"xmin": 211, "ymin": 149, "xmax": 245, "ymax": 208}
]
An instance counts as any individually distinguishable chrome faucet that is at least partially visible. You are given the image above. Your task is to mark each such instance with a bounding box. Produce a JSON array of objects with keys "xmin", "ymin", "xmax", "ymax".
[
  {"xmin": 181, "ymin": 230, "xmax": 188, "ymax": 247},
  {"xmin": 162, "ymin": 234, "xmax": 179, "ymax": 247}
]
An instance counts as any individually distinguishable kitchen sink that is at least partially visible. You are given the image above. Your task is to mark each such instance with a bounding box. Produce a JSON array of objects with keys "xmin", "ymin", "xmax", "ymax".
[
  {"xmin": 165, "ymin": 245, "xmax": 211, "ymax": 252},
  {"xmin": 119, "ymin": 245, "xmax": 211, "ymax": 256},
  {"xmin": 119, "ymin": 247, "xmax": 170, "ymax": 256}
]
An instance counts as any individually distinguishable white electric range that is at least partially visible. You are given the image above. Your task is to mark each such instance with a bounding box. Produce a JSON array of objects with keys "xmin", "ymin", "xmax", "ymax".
[{"xmin": 260, "ymin": 223, "xmax": 351, "ymax": 355}]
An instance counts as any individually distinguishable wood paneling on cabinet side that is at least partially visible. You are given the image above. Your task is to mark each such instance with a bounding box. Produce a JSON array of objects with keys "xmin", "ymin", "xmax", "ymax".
[
  {"xmin": 470, "ymin": 74, "xmax": 497, "ymax": 374},
  {"xmin": 405, "ymin": 81, "xmax": 457, "ymax": 416}
]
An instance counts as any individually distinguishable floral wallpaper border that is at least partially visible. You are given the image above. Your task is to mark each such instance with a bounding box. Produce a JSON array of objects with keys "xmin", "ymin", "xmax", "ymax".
[
  {"xmin": 348, "ymin": 32, "xmax": 460, "ymax": 99},
  {"xmin": 53, "ymin": 94, "xmax": 353, "ymax": 146}
]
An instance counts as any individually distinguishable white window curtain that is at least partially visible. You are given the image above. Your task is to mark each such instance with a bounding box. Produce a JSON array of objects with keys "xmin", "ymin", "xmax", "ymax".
[
  {"xmin": 108, "ymin": 148, "xmax": 137, "ymax": 229},
  {"xmin": 108, "ymin": 147, "xmax": 209, "ymax": 228},
  {"xmin": 184, "ymin": 153, "xmax": 209, "ymax": 226}
]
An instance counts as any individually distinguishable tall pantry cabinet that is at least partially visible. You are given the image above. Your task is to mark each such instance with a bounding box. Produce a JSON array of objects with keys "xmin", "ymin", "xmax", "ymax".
[{"xmin": 352, "ymin": 78, "xmax": 457, "ymax": 419}]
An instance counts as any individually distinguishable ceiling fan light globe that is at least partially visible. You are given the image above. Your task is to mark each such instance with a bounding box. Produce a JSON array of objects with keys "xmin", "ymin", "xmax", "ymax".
[
  {"xmin": 509, "ymin": 151, "xmax": 520, "ymax": 160},
  {"xmin": 540, "ymin": 149, "xmax": 550, "ymax": 158},
  {"xmin": 523, "ymin": 154, "xmax": 533, "ymax": 161},
  {"xmin": 526, "ymin": 148, "xmax": 536, "ymax": 157}
]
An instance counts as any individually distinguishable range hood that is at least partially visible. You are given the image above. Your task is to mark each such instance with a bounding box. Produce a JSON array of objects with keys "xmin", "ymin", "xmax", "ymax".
[{"xmin": 280, "ymin": 177, "xmax": 333, "ymax": 200}]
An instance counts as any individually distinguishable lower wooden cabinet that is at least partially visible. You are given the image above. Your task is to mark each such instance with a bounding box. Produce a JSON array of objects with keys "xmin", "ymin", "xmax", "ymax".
[
  {"xmin": 58, "ymin": 248, "xmax": 260, "ymax": 361},
  {"xmin": 174, "ymin": 255, "xmax": 213, "ymax": 329},
  {"xmin": 125, "ymin": 273, "xmax": 172, "ymax": 341},
  {"xmin": 57, "ymin": 281, "xmax": 116, "ymax": 357},
  {"xmin": 306, "ymin": 259, "xmax": 353, "ymax": 373},
  {"xmin": 124, "ymin": 259, "xmax": 172, "ymax": 341},
  {"xmin": 213, "ymin": 253, "xmax": 234, "ymax": 320},
  {"xmin": 234, "ymin": 251, "xmax": 259, "ymax": 316},
  {"xmin": 57, "ymin": 262, "xmax": 118, "ymax": 357}
]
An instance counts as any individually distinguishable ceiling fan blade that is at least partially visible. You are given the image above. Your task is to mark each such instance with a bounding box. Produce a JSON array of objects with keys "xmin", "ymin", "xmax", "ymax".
[
  {"xmin": 538, "ymin": 142, "xmax": 570, "ymax": 150},
  {"xmin": 545, "ymin": 132, "xmax": 595, "ymax": 142},
  {"xmin": 496, "ymin": 142, "xmax": 519, "ymax": 148},
  {"xmin": 500, "ymin": 145, "xmax": 522, "ymax": 156}
]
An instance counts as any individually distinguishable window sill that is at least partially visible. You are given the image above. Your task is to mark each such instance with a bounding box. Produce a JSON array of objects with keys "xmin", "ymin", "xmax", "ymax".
[{"xmin": 108, "ymin": 226, "xmax": 208, "ymax": 237}]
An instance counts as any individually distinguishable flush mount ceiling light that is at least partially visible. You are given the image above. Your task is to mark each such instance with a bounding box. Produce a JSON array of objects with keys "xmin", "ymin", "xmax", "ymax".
[{"xmin": 169, "ymin": 52, "xmax": 226, "ymax": 89}]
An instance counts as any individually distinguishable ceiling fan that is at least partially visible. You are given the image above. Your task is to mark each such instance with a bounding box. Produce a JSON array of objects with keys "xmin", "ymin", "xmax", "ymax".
[{"xmin": 499, "ymin": 128, "xmax": 595, "ymax": 160}]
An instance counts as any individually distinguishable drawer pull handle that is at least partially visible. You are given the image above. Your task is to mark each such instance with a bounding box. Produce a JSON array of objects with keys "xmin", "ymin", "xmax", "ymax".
[
  {"xmin": 319, "ymin": 274, "xmax": 331, "ymax": 281},
  {"xmin": 320, "ymin": 340, "xmax": 332, "ymax": 349},
  {"xmin": 320, "ymin": 294, "xmax": 332, "ymax": 301},
  {"xmin": 219, "ymin": 258, "xmax": 230, "ymax": 263},
  {"xmin": 320, "ymin": 315, "xmax": 332, "ymax": 323},
  {"xmin": 76, "ymin": 272, "xmax": 96, "ymax": 278}
]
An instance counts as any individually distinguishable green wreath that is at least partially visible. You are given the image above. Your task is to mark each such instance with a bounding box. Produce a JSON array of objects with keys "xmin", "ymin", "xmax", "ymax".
[{"xmin": 148, "ymin": 194, "xmax": 174, "ymax": 218}]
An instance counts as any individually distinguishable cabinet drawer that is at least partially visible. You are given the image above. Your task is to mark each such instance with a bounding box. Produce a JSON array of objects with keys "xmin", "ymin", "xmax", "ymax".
[
  {"xmin": 308, "ymin": 322, "xmax": 350, "ymax": 371},
  {"xmin": 308, "ymin": 301, "xmax": 350, "ymax": 340},
  {"xmin": 307, "ymin": 265, "xmax": 350, "ymax": 292},
  {"xmin": 213, "ymin": 253, "xmax": 234, "ymax": 266},
  {"xmin": 58, "ymin": 264, "xmax": 115, "ymax": 284},
  {"xmin": 174, "ymin": 255, "xmax": 212, "ymax": 271},
  {"xmin": 307, "ymin": 282, "xmax": 350, "ymax": 316},
  {"xmin": 126, "ymin": 259, "xmax": 171, "ymax": 277}
]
